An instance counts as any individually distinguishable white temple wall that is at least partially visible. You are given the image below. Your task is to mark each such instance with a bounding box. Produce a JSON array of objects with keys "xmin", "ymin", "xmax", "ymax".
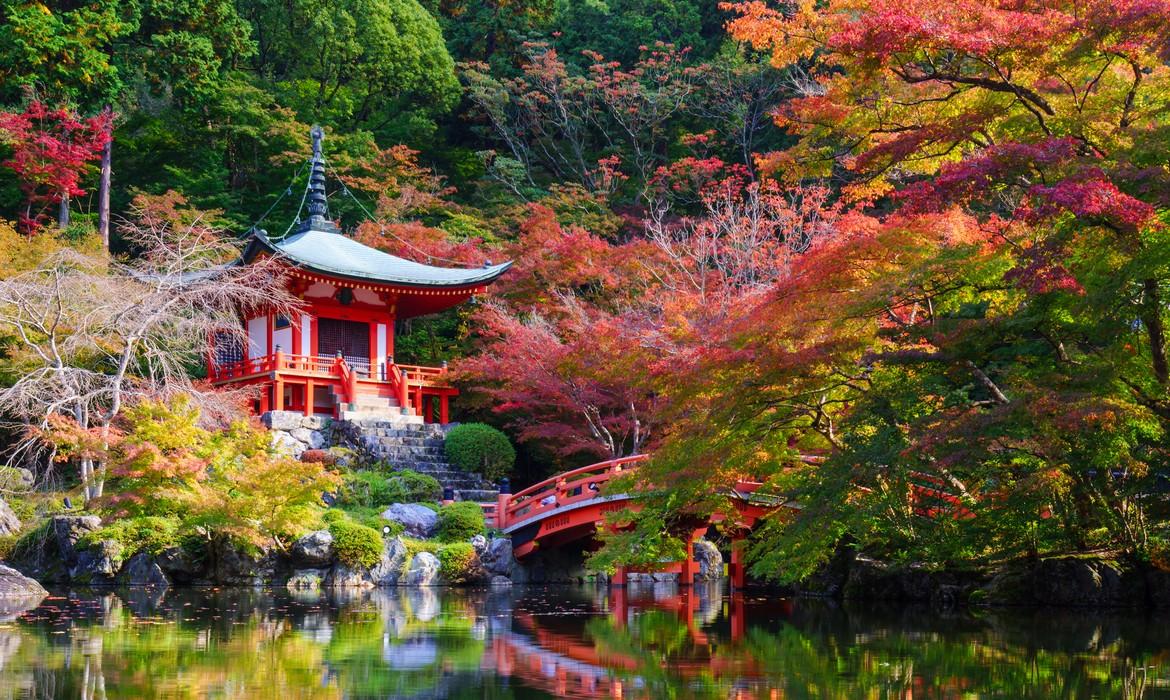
[
  {"xmin": 272, "ymin": 327, "xmax": 292, "ymax": 355},
  {"xmin": 246, "ymin": 316, "xmax": 268, "ymax": 359},
  {"xmin": 300, "ymin": 313, "xmax": 312, "ymax": 356},
  {"xmin": 376, "ymin": 323, "xmax": 388, "ymax": 377}
]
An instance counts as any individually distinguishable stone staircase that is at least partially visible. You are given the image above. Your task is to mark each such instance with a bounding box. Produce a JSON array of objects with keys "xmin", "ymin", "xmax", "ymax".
[
  {"xmin": 335, "ymin": 391, "xmax": 424, "ymax": 424},
  {"xmin": 343, "ymin": 419, "xmax": 499, "ymax": 503}
]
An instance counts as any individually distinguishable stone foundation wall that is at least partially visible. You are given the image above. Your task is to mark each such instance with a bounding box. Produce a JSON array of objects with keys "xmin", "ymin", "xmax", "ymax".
[{"xmin": 262, "ymin": 411, "xmax": 334, "ymax": 459}]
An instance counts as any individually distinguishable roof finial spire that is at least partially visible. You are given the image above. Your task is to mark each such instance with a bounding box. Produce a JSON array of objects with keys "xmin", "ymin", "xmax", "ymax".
[{"xmin": 307, "ymin": 125, "xmax": 328, "ymax": 220}]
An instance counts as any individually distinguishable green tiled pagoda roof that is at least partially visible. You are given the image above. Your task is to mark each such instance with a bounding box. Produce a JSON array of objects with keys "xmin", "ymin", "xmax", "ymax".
[{"xmin": 245, "ymin": 228, "xmax": 511, "ymax": 288}]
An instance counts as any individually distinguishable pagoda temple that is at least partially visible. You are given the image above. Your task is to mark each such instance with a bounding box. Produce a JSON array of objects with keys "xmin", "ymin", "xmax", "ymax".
[{"xmin": 208, "ymin": 127, "xmax": 510, "ymax": 424}]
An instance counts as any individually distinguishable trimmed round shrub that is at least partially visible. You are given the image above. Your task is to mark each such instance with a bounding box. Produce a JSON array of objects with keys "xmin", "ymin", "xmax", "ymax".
[
  {"xmin": 437, "ymin": 542, "xmax": 480, "ymax": 584},
  {"xmin": 384, "ymin": 470, "xmax": 441, "ymax": 503},
  {"xmin": 436, "ymin": 501, "xmax": 486, "ymax": 543},
  {"xmin": 328, "ymin": 518, "xmax": 384, "ymax": 568},
  {"xmin": 300, "ymin": 449, "xmax": 338, "ymax": 466},
  {"xmin": 444, "ymin": 423, "xmax": 515, "ymax": 482}
]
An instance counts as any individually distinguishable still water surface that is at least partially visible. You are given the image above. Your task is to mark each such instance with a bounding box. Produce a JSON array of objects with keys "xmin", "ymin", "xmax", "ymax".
[{"xmin": 0, "ymin": 583, "xmax": 1167, "ymax": 698}]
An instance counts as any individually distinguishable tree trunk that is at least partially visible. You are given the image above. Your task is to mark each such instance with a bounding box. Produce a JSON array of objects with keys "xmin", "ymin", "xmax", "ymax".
[
  {"xmin": 57, "ymin": 192, "xmax": 70, "ymax": 230},
  {"xmin": 98, "ymin": 116, "xmax": 112, "ymax": 250},
  {"xmin": 1142, "ymin": 278, "xmax": 1168, "ymax": 385}
]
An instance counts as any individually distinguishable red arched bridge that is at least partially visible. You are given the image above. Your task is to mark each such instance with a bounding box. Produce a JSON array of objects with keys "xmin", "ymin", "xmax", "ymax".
[
  {"xmin": 478, "ymin": 455, "xmax": 786, "ymax": 587},
  {"xmin": 478, "ymin": 454, "xmax": 972, "ymax": 587}
]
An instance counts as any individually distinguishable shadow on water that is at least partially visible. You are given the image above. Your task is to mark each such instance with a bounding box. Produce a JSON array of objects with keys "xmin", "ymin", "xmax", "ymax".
[{"xmin": 0, "ymin": 583, "xmax": 1167, "ymax": 698}]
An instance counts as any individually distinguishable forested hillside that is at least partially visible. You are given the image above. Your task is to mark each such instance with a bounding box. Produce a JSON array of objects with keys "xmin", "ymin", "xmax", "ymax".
[{"xmin": 3, "ymin": 0, "xmax": 1170, "ymax": 583}]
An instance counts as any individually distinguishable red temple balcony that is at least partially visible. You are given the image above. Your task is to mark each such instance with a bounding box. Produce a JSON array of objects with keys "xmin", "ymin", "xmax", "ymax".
[{"xmin": 209, "ymin": 349, "xmax": 457, "ymax": 424}]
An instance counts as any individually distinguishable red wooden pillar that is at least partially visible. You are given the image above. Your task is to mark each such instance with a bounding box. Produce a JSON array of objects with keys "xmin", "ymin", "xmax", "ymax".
[
  {"xmin": 439, "ymin": 395, "xmax": 450, "ymax": 425},
  {"xmin": 304, "ymin": 379, "xmax": 314, "ymax": 416},
  {"xmin": 273, "ymin": 347, "xmax": 285, "ymax": 412},
  {"xmin": 609, "ymin": 584, "xmax": 627, "ymax": 629},
  {"xmin": 414, "ymin": 385, "xmax": 424, "ymax": 420},
  {"xmin": 612, "ymin": 565, "xmax": 627, "ymax": 587},
  {"xmin": 729, "ymin": 592, "xmax": 745, "ymax": 642},
  {"xmin": 730, "ymin": 537, "xmax": 746, "ymax": 590},
  {"xmin": 259, "ymin": 385, "xmax": 270, "ymax": 414},
  {"xmin": 680, "ymin": 536, "xmax": 695, "ymax": 587},
  {"xmin": 496, "ymin": 491, "xmax": 510, "ymax": 529},
  {"xmin": 398, "ymin": 367, "xmax": 409, "ymax": 410}
]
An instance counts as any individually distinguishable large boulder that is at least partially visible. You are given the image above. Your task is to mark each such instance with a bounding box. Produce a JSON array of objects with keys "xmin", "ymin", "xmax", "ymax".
[
  {"xmin": 70, "ymin": 539, "xmax": 120, "ymax": 585},
  {"xmin": 327, "ymin": 563, "xmax": 373, "ymax": 588},
  {"xmin": 291, "ymin": 530, "xmax": 335, "ymax": 567},
  {"xmin": 118, "ymin": 552, "xmax": 169, "ymax": 587},
  {"xmin": 157, "ymin": 546, "xmax": 205, "ymax": 585},
  {"xmin": 403, "ymin": 552, "xmax": 441, "ymax": 586},
  {"xmin": 369, "ymin": 537, "xmax": 409, "ymax": 587},
  {"xmin": 1031, "ymin": 557, "xmax": 1145, "ymax": 607},
  {"xmin": 0, "ymin": 499, "xmax": 20, "ymax": 537},
  {"xmin": 290, "ymin": 428, "xmax": 327, "ymax": 450},
  {"xmin": 693, "ymin": 539, "xmax": 723, "ymax": 581},
  {"xmin": 480, "ymin": 538, "xmax": 514, "ymax": 578},
  {"xmin": 0, "ymin": 564, "xmax": 46, "ymax": 599},
  {"xmin": 287, "ymin": 569, "xmax": 326, "ymax": 590},
  {"xmin": 381, "ymin": 504, "xmax": 439, "ymax": 539},
  {"xmin": 271, "ymin": 432, "xmax": 306, "ymax": 458},
  {"xmin": 262, "ymin": 411, "xmax": 304, "ymax": 431},
  {"xmin": 51, "ymin": 515, "xmax": 101, "ymax": 564},
  {"xmin": 210, "ymin": 541, "xmax": 277, "ymax": 586}
]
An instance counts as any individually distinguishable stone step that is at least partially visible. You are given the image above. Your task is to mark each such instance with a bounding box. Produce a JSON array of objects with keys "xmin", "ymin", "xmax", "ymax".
[
  {"xmin": 370, "ymin": 447, "xmax": 446, "ymax": 458},
  {"xmin": 364, "ymin": 428, "xmax": 446, "ymax": 439},
  {"xmin": 365, "ymin": 440, "xmax": 446, "ymax": 449},
  {"xmin": 454, "ymin": 489, "xmax": 501, "ymax": 502},
  {"xmin": 340, "ymin": 410, "xmax": 423, "ymax": 425}
]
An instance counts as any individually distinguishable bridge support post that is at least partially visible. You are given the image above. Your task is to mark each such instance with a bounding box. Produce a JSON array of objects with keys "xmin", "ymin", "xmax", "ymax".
[
  {"xmin": 729, "ymin": 592, "xmax": 745, "ymax": 642},
  {"xmin": 679, "ymin": 536, "xmax": 695, "ymax": 587},
  {"xmin": 495, "ymin": 479, "xmax": 510, "ymax": 530},
  {"xmin": 730, "ymin": 537, "xmax": 746, "ymax": 590}
]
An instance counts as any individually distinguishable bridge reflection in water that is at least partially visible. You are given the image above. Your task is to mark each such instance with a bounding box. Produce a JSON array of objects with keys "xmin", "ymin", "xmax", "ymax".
[{"xmin": 485, "ymin": 583, "xmax": 783, "ymax": 699}]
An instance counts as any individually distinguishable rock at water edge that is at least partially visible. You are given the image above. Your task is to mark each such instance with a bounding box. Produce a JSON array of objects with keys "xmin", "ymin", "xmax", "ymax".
[{"xmin": 381, "ymin": 504, "xmax": 439, "ymax": 539}]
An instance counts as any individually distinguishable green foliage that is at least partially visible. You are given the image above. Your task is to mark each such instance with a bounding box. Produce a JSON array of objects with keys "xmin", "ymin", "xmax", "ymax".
[
  {"xmin": 52, "ymin": 398, "xmax": 342, "ymax": 552},
  {"xmin": 435, "ymin": 501, "xmax": 485, "ymax": 543},
  {"xmin": 78, "ymin": 516, "xmax": 182, "ymax": 556},
  {"xmin": 444, "ymin": 423, "xmax": 515, "ymax": 482},
  {"xmin": 240, "ymin": 0, "xmax": 459, "ymax": 135},
  {"xmin": 341, "ymin": 469, "xmax": 441, "ymax": 507},
  {"xmin": 436, "ymin": 541, "xmax": 479, "ymax": 584},
  {"xmin": 340, "ymin": 471, "xmax": 394, "ymax": 508},
  {"xmin": 328, "ymin": 518, "xmax": 384, "ymax": 568},
  {"xmin": 552, "ymin": 0, "xmax": 716, "ymax": 66},
  {"xmin": 383, "ymin": 470, "xmax": 442, "ymax": 504}
]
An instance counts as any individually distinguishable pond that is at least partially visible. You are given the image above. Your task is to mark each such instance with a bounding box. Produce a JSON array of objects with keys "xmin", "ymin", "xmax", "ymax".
[{"xmin": 0, "ymin": 583, "xmax": 1168, "ymax": 698}]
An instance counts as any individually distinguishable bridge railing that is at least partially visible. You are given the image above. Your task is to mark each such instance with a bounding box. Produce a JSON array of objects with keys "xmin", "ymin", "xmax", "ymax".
[{"xmin": 485, "ymin": 455, "xmax": 648, "ymax": 530}]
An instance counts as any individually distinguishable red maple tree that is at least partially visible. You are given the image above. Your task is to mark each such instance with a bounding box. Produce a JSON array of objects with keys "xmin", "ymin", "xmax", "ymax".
[{"xmin": 0, "ymin": 102, "xmax": 113, "ymax": 234}]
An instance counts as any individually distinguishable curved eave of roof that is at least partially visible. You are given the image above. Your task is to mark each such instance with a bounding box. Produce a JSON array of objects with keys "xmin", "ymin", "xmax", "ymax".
[{"xmin": 244, "ymin": 229, "xmax": 512, "ymax": 289}]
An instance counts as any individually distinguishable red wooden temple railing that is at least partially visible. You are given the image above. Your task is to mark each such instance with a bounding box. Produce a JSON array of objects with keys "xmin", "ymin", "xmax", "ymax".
[
  {"xmin": 208, "ymin": 350, "xmax": 456, "ymax": 422},
  {"xmin": 483, "ymin": 455, "xmax": 648, "ymax": 530}
]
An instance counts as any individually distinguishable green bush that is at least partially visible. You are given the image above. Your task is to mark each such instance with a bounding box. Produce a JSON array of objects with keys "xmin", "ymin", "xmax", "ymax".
[
  {"xmin": 79, "ymin": 516, "xmax": 181, "ymax": 556},
  {"xmin": 341, "ymin": 469, "xmax": 442, "ymax": 508},
  {"xmin": 340, "ymin": 471, "xmax": 393, "ymax": 508},
  {"xmin": 436, "ymin": 501, "xmax": 485, "ymax": 543},
  {"xmin": 383, "ymin": 470, "xmax": 441, "ymax": 503},
  {"xmin": 328, "ymin": 518, "xmax": 384, "ymax": 568},
  {"xmin": 437, "ymin": 542, "xmax": 480, "ymax": 584},
  {"xmin": 444, "ymin": 423, "xmax": 515, "ymax": 482}
]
